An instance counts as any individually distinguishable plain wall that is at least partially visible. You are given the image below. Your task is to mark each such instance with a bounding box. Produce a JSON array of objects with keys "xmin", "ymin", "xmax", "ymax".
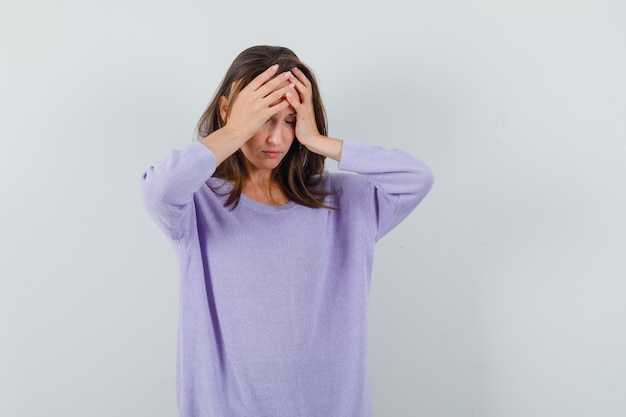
[{"xmin": 1, "ymin": 0, "xmax": 625, "ymax": 416}]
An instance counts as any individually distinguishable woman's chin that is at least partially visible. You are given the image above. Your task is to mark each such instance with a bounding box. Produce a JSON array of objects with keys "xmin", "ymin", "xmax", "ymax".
[{"xmin": 247, "ymin": 161, "xmax": 282, "ymax": 172}]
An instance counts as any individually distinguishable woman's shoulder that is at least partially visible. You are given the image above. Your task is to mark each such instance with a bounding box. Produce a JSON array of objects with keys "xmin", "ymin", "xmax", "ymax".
[{"xmin": 192, "ymin": 177, "xmax": 231, "ymax": 204}]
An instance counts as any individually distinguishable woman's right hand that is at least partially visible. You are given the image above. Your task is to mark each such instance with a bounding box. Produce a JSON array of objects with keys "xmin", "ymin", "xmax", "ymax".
[
  {"xmin": 201, "ymin": 65, "xmax": 294, "ymax": 165},
  {"xmin": 223, "ymin": 64, "xmax": 294, "ymax": 139}
]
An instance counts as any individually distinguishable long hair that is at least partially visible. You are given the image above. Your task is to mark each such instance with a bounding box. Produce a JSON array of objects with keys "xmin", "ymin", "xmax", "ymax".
[{"xmin": 196, "ymin": 45, "xmax": 335, "ymax": 209}]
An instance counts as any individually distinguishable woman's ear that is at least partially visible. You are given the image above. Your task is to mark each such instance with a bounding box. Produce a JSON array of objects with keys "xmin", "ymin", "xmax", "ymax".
[{"xmin": 219, "ymin": 96, "xmax": 229, "ymax": 123}]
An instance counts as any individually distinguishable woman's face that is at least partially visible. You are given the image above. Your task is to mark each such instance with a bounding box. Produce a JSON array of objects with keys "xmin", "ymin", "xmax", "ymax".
[{"xmin": 240, "ymin": 104, "xmax": 296, "ymax": 174}]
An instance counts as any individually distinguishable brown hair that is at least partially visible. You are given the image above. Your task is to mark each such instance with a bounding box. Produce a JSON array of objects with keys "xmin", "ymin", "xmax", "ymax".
[{"xmin": 196, "ymin": 45, "xmax": 335, "ymax": 209}]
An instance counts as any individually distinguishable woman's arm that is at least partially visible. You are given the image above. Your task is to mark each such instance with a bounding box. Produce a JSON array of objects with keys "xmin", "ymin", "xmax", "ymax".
[
  {"xmin": 296, "ymin": 134, "xmax": 344, "ymax": 162},
  {"xmin": 338, "ymin": 140, "xmax": 434, "ymax": 240},
  {"xmin": 286, "ymin": 67, "xmax": 433, "ymax": 240},
  {"xmin": 142, "ymin": 65, "xmax": 296, "ymax": 239},
  {"xmin": 284, "ymin": 67, "xmax": 343, "ymax": 162},
  {"xmin": 141, "ymin": 142, "xmax": 216, "ymax": 240}
]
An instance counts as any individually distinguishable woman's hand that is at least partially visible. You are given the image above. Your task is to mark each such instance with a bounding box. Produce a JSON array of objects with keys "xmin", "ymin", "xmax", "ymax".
[
  {"xmin": 201, "ymin": 65, "xmax": 294, "ymax": 165},
  {"xmin": 286, "ymin": 68, "xmax": 343, "ymax": 161},
  {"xmin": 224, "ymin": 65, "xmax": 294, "ymax": 139},
  {"xmin": 284, "ymin": 67, "xmax": 323, "ymax": 146}
]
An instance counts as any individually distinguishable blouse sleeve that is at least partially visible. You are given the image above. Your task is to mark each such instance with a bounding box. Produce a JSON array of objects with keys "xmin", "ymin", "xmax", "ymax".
[
  {"xmin": 141, "ymin": 142, "xmax": 217, "ymax": 240},
  {"xmin": 337, "ymin": 140, "xmax": 434, "ymax": 241}
]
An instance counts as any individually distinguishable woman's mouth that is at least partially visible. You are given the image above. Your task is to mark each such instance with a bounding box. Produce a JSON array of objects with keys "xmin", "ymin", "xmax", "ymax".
[{"xmin": 262, "ymin": 151, "xmax": 282, "ymax": 158}]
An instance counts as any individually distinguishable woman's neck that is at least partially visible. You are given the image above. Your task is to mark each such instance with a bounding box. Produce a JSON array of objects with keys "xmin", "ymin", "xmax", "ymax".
[{"xmin": 242, "ymin": 172, "xmax": 289, "ymax": 206}]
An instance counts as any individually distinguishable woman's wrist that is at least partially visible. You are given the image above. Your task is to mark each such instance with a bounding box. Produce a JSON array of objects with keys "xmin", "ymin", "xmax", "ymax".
[
  {"xmin": 301, "ymin": 135, "xmax": 343, "ymax": 162},
  {"xmin": 221, "ymin": 124, "xmax": 253, "ymax": 142},
  {"xmin": 200, "ymin": 126, "xmax": 250, "ymax": 166}
]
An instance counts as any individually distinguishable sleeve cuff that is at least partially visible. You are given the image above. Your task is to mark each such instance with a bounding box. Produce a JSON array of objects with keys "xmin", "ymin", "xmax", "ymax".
[
  {"xmin": 337, "ymin": 140, "xmax": 366, "ymax": 172},
  {"xmin": 184, "ymin": 141, "xmax": 217, "ymax": 179}
]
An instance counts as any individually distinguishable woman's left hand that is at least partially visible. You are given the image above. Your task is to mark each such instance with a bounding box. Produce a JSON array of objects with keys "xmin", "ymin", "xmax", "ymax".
[
  {"xmin": 285, "ymin": 67, "xmax": 344, "ymax": 161},
  {"xmin": 284, "ymin": 68, "xmax": 323, "ymax": 148}
]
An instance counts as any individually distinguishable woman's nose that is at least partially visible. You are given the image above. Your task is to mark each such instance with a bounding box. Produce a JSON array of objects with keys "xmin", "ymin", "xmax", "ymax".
[{"xmin": 267, "ymin": 123, "xmax": 282, "ymax": 145}]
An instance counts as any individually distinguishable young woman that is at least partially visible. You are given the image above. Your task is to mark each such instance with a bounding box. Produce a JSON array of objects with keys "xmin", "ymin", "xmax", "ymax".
[{"xmin": 142, "ymin": 45, "xmax": 434, "ymax": 417}]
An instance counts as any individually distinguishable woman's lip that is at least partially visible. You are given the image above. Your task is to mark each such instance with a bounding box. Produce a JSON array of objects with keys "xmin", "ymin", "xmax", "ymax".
[{"xmin": 262, "ymin": 151, "xmax": 282, "ymax": 157}]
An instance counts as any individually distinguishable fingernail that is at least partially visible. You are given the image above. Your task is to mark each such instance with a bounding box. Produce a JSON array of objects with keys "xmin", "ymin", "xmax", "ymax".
[
  {"xmin": 271, "ymin": 64, "xmax": 279, "ymax": 70},
  {"xmin": 284, "ymin": 71, "xmax": 293, "ymax": 79},
  {"xmin": 289, "ymin": 83, "xmax": 295, "ymax": 88}
]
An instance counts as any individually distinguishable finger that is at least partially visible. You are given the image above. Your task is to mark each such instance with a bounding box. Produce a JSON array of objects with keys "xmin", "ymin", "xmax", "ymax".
[
  {"xmin": 287, "ymin": 71, "xmax": 306, "ymax": 90},
  {"xmin": 269, "ymin": 98, "xmax": 291, "ymax": 112},
  {"xmin": 284, "ymin": 92, "xmax": 302, "ymax": 112},
  {"xmin": 265, "ymin": 98, "xmax": 291, "ymax": 118},
  {"xmin": 263, "ymin": 83, "xmax": 294, "ymax": 106},
  {"xmin": 288, "ymin": 76, "xmax": 308, "ymax": 103},
  {"xmin": 258, "ymin": 71, "xmax": 294, "ymax": 97},
  {"xmin": 288, "ymin": 69, "xmax": 312, "ymax": 102},
  {"xmin": 263, "ymin": 78, "xmax": 290, "ymax": 98},
  {"xmin": 246, "ymin": 64, "xmax": 279, "ymax": 91},
  {"xmin": 292, "ymin": 67, "xmax": 312, "ymax": 88}
]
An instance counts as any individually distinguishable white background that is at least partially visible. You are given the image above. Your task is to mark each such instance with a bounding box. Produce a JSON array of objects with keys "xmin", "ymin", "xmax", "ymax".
[{"xmin": 1, "ymin": 1, "xmax": 625, "ymax": 416}]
